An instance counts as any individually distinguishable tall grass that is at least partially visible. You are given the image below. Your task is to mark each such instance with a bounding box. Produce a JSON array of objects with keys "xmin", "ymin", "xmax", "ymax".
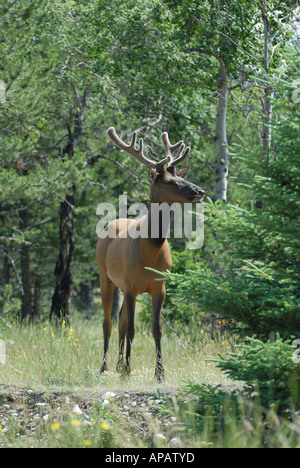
[
  {"xmin": 1, "ymin": 317, "xmax": 299, "ymax": 448},
  {"xmin": 157, "ymin": 382, "xmax": 300, "ymax": 448},
  {"xmin": 0, "ymin": 316, "xmax": 235, "ymax": 392},
  {"xmin": 0, "ymin": 315, "xmax": 236, "ymax": 447}
]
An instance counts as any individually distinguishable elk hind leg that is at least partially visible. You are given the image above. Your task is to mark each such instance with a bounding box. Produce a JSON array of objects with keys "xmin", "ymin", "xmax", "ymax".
[
  {"xmin": 152, "ymin": 288, "xmax": 166, "ymax": 382},
  {"xmin": 100, "ymin": 273, "xmax": 114, "ymax": 374},
  {"xmin": 124, "ymin": 291, "xmax": 136, "ymax": 377},
  {"xmin": 116, "ymin": 301, "xmax": 126, "ymax": 373}
]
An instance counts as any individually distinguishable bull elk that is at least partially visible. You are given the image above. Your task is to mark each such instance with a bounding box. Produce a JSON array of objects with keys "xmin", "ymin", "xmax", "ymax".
[{"xmin": 96, "ymin": 127, "xmax": 204, "ymax": 381}]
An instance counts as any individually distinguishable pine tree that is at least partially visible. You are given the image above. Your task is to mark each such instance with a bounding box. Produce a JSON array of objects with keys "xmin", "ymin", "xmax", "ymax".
[{"xmin": 164, "ymin": 48, "xmax": 300, "ymax": 410}]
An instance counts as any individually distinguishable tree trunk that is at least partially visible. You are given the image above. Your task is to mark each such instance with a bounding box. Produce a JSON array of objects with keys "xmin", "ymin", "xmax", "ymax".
[
  {"xmin": 50, "ymin": 90, "xmax": 89, "ymax": 323},
  {"xmin": 262, "ymin": 88, "xmax": 273, "ymax": 156},
  {"xmin": 20, "ymin": 210, "xmax": 32, "ymax": 321},
  {"xmin": 212, "ymin": 61, "xmax": 229, "ymax": 203},
  {"xmin": 50, "ymin": 188, "xmax": 75, "ymax": 324},
  {"xmin": 261, "ymin": 0, "xmax": 273, "ymax": 157},
  {"xmin": 189, "ymin": 49, "xmax": 229, "ymax": 203}
]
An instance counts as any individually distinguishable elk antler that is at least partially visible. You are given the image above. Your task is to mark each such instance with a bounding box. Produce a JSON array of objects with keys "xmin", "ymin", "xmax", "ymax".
[
  {"xmin": 161, "ymin": 132, "xmax": 190, "ymax": 168},
  {"xmin": 107, "ymin": 127, "xmax": 171, "ymax": 169},
  {"xmin": 107, "ymin": 127, "xmax": 190, "ymax": 170}
]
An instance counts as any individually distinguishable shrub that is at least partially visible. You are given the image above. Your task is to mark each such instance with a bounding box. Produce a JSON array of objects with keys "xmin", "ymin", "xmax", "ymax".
[{"xmin": 217, "ymin": 335, "xmax": 300, "ymax": 412}]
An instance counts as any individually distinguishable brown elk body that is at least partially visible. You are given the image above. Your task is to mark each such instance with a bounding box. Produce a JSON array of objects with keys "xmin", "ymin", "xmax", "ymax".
[{"xmin": 95, "ymin": 127, "xmax": 204, "ymax": 381}]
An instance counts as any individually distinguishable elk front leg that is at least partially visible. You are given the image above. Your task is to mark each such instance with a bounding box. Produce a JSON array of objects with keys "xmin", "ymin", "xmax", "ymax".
[
  {"xmin": 99, "ymin": 273, "xmax": 114, "ymax": 374},
  {"xmin": 116, "ymin": 302, "xmax": 126, "ymax": 373},
  {"xmin": 152, "ymin": 287, "xmax": 166, "ymax": 382}
]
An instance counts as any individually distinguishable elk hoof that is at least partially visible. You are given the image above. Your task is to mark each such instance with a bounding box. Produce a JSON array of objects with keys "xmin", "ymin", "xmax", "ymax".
[
  {"xmin": 155, "ymin": 366, "xmax": 165, "ymax": 383},
  {"xmin": 125, "ymin": 363, "xmax": 131, "ymax": 377},
  {"xmin": 100, "ymin": 362, "xmax": 108, "ymax": 374},
  {"xmin": 116, "ymin": 360, "xmax": 125, "ymax": 374}
]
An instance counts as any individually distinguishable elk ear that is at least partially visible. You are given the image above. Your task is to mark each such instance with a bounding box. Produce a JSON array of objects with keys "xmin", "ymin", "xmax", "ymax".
[
  {"xmin": 176, "ymin": 166, "xmax": 190, "ymax": 179},
  {"xmin": 148, "ymin": 166, "xmax": 158, "ymax": 184}
]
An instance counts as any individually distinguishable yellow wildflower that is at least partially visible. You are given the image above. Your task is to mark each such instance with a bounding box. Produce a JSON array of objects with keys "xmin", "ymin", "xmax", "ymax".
[
  {"xmin": 68, "ymin": 327, "xmax": 75, "ymax": 342},
  {"xmin": 83, "ymin": 440, "xmax": 92, "ymax": 447},
  {"xmin": 101, "ymin": 422, "xmax": 110, "ymax": 431},
  {"xmin": 70, "ymin": 419, "xmax": 81, "ymax": 427},
  {"xmin": 51, "ymin": 422, "xmax": 60, "ymax": 431}
]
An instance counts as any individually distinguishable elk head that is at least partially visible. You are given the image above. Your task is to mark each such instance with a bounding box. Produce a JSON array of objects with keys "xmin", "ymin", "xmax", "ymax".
[{"xmin": 107, "ymin": 127, "xmax": 205, "ymax": 205}]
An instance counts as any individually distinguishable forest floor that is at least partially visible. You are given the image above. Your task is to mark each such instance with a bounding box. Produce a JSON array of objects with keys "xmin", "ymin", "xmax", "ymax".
[
  {"xmin": 0, "ymin": 318, "xmax": 238, "ymax": 447},
  {"xmin": 0, "ymin": 382, "xmax": 202, "ymax": 447}
]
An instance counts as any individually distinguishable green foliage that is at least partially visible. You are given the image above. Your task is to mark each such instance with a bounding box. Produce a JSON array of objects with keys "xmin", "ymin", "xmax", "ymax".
[
  {"xmin": 165, "ymin": 50, "xmax": 300, "ymax": 338},
  {"xmin": 217, "ymin": 335, "xmax": 300, "ymax": 411},
  {"xmin": 162, "ymin": 49, "xmax": 300, "ymax": 411},
  {"xmin": 1, "ymin": 0, "xmax": 295, "ymax": 323},
  {"xmin": 0, "ymin": 285, "xmax": 21, "ymax": 328},
  {"xmin": 179, "ymin": 382, "xmax": 241, "ymax": 434},
  {"xmin": 158, "ymin": 380, "xmax": 300, "ymax": 447}
]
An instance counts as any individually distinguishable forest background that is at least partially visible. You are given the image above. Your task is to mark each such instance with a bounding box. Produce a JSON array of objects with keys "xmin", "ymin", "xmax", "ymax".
[{"xmin": 0, "ymin": 0, "xmax": 300, "ymax": 448}]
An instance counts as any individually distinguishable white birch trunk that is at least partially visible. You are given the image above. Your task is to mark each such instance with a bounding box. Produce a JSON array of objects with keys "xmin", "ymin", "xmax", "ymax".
[
  {"xmin": 261, "ymin": 0, "xmax": 273, "ymax": 157},
  {"xmin": 213, "ymin": 61, "xmax": 229, "ymax": 203}
]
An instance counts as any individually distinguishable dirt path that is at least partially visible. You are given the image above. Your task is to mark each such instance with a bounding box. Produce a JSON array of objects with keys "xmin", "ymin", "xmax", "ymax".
[{"xmin": 0, "ymin": 383, "xmax": 190, "ymax": 446}]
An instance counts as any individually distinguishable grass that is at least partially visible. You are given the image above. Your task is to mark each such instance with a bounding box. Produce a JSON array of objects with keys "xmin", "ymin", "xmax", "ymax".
[
  {"xmin": 0, "ymin": 313, "xmax": 237, "ymax": 448},
  {"xmin": 0, "ymin": 316, "xmax": 236, "ymax": 392},
  {"xmin": 0, "ymin": 315, "xmax": 299, "ymax": 448}
]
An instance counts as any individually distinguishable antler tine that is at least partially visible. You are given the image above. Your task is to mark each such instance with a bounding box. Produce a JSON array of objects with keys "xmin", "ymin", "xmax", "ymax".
[
  {"xmin": 107, "ymin": 127, "xmax": 157, "ymax": 167},
  {"xmin": 161, "ymin": 132, "xmax": 190, "ymax": 167},
  {"xmin": 161, "ymin": 132, "xmax": 183, "ymax": 160},
  {"xmin": 168, "ymin": 146, "xmax": 190, "ymax": 167}
]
